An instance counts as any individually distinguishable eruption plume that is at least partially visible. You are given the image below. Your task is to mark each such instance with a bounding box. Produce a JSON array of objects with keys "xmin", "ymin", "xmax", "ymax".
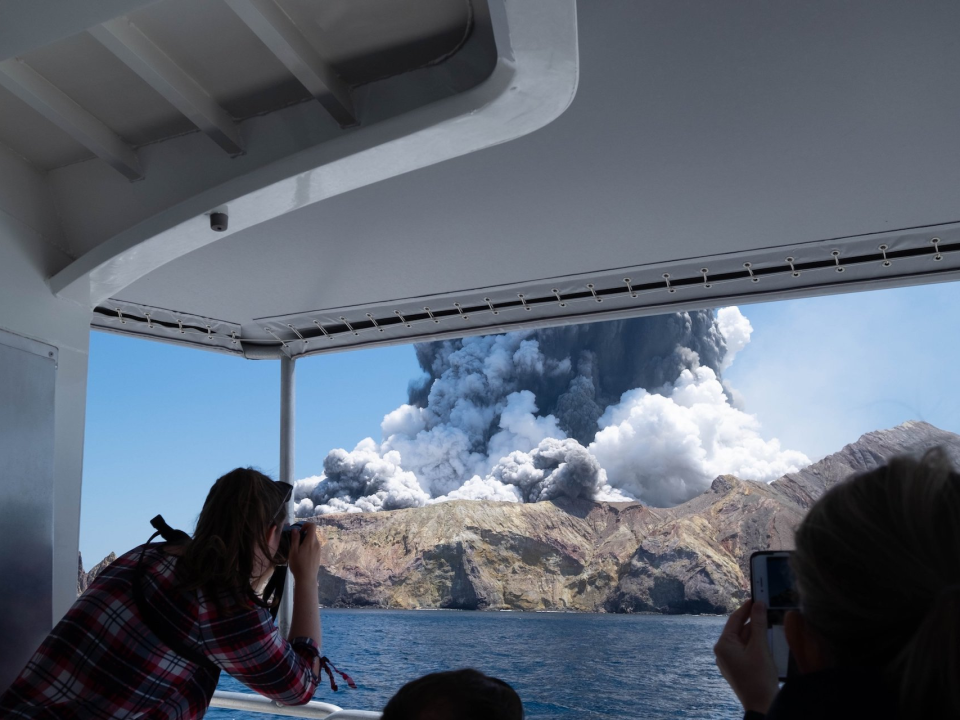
[{"xmin": 294, "ymin": 308, "xmax": 808, "ymax": 516}]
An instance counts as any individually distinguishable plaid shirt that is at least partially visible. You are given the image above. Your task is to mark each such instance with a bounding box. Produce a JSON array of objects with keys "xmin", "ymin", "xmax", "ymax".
[{"xmin": 0, "ymin": 545, "xmax": 321, "ymax": 719}]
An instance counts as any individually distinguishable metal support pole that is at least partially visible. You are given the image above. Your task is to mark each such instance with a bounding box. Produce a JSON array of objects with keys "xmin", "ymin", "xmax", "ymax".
[{"xmin": 277, "ymin": 355, "xmax": 296, "ymax": 638}]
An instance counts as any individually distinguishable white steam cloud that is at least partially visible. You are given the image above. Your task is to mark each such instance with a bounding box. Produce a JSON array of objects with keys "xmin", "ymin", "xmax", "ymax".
[
  {"xmin": 294, "ymin": 308, "xmax": 809, "ymax": 515},
  {"xmin": 716, "ymin": 306, "xmax": 752, "ymax": 372},
  {"xmin": 590, "ymin": 361, "xmax": 808, "ymax": 505}
]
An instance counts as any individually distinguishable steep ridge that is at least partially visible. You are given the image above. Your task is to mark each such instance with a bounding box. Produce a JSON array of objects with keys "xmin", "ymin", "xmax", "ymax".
[
  {"xmin": 308, "ymin": 422, "xmax": 960, "ymax": 613},
  {"xmin": 77, "ymin": 552, "xmax": 117, "ymax": 595},
  {"xmin": 771, "ymin": 421, "xmax": 960, "ymax": 508}
]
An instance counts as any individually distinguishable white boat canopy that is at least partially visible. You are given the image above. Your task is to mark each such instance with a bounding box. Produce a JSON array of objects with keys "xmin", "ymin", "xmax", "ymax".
[
  {"xmin": 4, "ymin": 0, "xmax": 958, "ymax": 361},
  {"xmin": 2, "ymin": 0, "xmax": 960, "ymax": 697}
]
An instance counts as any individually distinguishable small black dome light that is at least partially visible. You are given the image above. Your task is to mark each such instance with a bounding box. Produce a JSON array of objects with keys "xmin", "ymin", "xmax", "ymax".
[{"xmin": 210, "ymin": 212, "xmax": 228, "ymax": 232}]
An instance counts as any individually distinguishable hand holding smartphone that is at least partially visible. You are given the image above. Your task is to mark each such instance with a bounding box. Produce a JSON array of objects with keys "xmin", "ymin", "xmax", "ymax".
[{"xmin": 750, "ymin": 551, "xmax": 799, "ymax": 680}]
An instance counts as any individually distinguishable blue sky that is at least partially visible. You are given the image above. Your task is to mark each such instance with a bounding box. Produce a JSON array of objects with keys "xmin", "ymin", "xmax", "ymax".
[
  {"xmin": 80, "ymin": 281, "xmax": 960, "ymax": 565},
  {"xmin": 81, "ymin": 337, "xmax": 421, "ymax": 565},
  {"xmin": 723, "ymin": 281, "xmax": 959, "ymax": 457}
]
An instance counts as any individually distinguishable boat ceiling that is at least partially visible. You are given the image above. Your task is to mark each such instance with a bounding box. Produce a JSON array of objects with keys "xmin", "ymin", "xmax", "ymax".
[{"xmin": 4, "ymin": 1, "xmax": 960, "ymax": 358}]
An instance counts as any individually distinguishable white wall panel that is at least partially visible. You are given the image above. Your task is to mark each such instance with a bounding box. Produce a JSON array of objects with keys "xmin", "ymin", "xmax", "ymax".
[
  {"xmin": 0, "ymin": 149, "xmax": 92, "ymax": 676},
  {"xmin": 0, "ymin": 331, "xmax": 56, "ymax": 689}
]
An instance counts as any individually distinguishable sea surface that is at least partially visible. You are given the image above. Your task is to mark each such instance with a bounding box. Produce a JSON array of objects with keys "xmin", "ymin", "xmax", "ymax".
[{"xmin": 209, "ymin": 609, "xmax": 741, "ymax": 720}]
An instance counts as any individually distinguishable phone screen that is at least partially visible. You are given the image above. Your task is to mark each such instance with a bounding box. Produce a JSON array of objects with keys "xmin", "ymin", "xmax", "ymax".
[
  {"xmin": 751, "ymin": 552, "xmax": 798, "ymax": 680},
  {"xmin": 766, "ymin": 556, "xmax": 799, "ymax": 609}
]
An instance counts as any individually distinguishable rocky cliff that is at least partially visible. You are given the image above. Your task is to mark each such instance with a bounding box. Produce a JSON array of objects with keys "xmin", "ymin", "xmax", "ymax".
[
  {"xmin": 77, "ymin": 552, "xmax": 117, "ymax": 595},
  {"xmin": 307, "ymin": 422, "xmax": 960, "ymax": 613},
  {"xmin": 770, "ymin": 421, "xmax": 960, "ymax": 508}
]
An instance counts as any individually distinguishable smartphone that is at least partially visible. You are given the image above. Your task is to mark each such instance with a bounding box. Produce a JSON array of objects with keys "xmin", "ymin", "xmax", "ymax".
[{"xmin": 750, "ymin": 550, "xmax": 799, "ymax": 680}]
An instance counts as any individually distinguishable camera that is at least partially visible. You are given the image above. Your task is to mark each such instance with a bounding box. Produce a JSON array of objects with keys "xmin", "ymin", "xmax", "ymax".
[{"xmin": 276, "ymin": 522, "xmax": 308, "ymax": 564}]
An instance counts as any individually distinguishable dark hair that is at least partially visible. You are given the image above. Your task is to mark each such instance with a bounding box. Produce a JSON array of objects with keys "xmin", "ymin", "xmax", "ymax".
[
  {"xmin": 176, "ymin": 467, "xmax": 289, "ymax": 610},
  {"xmin": 791, "ymin": 447, "xmax": 960, "ymax": 718},
  {"xmin": 381, "ymin": 669, "xmax": 523, "ymax": 720}
]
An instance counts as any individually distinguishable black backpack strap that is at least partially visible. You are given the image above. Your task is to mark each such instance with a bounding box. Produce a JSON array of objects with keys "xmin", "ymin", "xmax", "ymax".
[
  {"xmin": 149, "ymin": 514, "xmax": 191, "ymax": 545},
  {"xmin": 133, "ymin": 520, "xmax": 221, "ymax": 680},
  {"xmin": 261, "ymin": 566, "xmax": 287, "ymax": 621}
]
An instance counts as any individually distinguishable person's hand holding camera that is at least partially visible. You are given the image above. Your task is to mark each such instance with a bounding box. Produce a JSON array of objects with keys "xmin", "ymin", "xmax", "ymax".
[
  {"xmin": 287, "ymin": 522, "xmax": 322, "ymax": 583},
  {"xmin": 286, "ymin": 522, "xmax": 323, "ymax": 650}
]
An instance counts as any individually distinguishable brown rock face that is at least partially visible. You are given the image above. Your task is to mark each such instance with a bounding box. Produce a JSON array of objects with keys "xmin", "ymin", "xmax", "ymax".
[
  {"xmin": 307, "ymin": 422, "xmax": 960, "ymax": 613},
  {"xmin": 77, "ymin": 552, "xmax": 117, "ymax": 595},
  {"xmin": 310, "ymin": 479, "xmax": 797, "ymax": 614}
]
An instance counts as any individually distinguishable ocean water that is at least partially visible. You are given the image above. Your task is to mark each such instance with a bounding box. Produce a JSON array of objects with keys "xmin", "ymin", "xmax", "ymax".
[{"xmin": 209, "ymin": 610, "xmax": 741, "ymax": 720}]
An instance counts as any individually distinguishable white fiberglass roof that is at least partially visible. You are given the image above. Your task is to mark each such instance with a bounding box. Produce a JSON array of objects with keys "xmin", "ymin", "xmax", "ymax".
[{"xmin": 4, "ymin": 0, "xmax": 960, "ymax": 358}]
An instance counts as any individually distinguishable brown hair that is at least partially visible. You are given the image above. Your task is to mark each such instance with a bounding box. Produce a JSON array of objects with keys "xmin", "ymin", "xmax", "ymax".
[
  {"xmin": 381, "ymin": 669, "xmax": 523, "ymax": 720},
  {"xmin": 177, "ymin": 467, "xmax": 289, "ymax": 610},
  {"xmin": 791, "ymin": 447, "xmax": 960, "ymax": 718}
]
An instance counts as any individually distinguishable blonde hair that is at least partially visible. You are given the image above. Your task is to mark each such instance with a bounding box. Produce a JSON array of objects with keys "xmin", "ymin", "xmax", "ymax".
[{"xmin": 791, "ymin": 447, "xmax": 960, "ymax": 718}]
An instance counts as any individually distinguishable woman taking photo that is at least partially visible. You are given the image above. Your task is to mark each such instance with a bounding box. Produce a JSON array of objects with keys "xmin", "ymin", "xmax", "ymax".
[
  {"xmin": 1, "ymin": 468, "xmax": 326, "ymax": 718},
  {"xmin": 715, "ymin": 448, "xmax": 960, "ymax": 720}
]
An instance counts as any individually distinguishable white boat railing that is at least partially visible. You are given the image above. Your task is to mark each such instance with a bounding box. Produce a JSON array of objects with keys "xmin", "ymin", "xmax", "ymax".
[{"xmin": 210, "ymin": 690, "xmax": 381, "ymax": 719}]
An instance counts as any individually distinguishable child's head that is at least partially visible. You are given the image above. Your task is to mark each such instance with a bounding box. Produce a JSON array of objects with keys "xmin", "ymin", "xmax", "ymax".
[{"xmin": 382, "ymin": 668, "xmax": 523, "ymax": 720}]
